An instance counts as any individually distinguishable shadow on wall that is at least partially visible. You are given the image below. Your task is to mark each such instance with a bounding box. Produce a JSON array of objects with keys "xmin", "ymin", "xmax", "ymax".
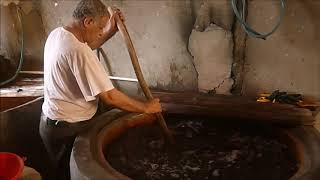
[
  {"xmin": 0, "ymin": 1, "xmax": 46, "ymax": 71},
  {"xmin": 0, "ymin": 55, "xmax": 15, "ymax": 82},
  {"xmin": 1, "ymin": 3, "xmax": 20, "ymax": 63},
  {"xmin": 19, "ymin": 0, "xmax": 46, "ymax": 71}
]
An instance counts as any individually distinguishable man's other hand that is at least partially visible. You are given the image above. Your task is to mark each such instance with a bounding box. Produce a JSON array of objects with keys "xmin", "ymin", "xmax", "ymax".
[
  {"xmin": 144, "ymin": 98, "xmax": 162, "ymax": 114},
  {"xmin": 105, "ymin": 7, "xmax": 124, "ymax": 36}
]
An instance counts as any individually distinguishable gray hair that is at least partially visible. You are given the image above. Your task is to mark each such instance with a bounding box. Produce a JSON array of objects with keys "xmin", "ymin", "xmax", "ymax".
[{"xmin": 73, "ymin": 0, "xmax": 108, "ymax": 20}]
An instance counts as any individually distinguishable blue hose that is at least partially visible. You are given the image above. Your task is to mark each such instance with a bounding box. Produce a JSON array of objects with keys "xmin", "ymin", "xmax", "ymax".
[
  {"xmin": 0, "ymin": 6, "xmax": 24, "ymax": 87},
  {"xmin": 231, "ymin": 0, "xmax": 285, "ymax": 40}
]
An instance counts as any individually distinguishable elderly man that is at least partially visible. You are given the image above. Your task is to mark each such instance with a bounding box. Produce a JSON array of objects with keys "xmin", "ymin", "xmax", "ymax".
[{"xmin": 39, "ymin": 0, "xmax": 162, "ymax": 179}]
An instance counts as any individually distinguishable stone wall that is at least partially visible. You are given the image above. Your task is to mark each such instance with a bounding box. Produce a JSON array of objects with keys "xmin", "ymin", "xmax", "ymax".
[
  {"xmin": 1, "ymin": 0, "xmax": 319, "ymax": 99},
  {"xmin": 242, "ymin": 0, "xmax": 320, "ymax": 100}
]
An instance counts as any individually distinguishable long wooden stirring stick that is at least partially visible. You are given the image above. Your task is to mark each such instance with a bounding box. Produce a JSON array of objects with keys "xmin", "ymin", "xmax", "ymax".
[{"xmin": 107, "ymin": 7, "xmax": 174, "ymax": 143}]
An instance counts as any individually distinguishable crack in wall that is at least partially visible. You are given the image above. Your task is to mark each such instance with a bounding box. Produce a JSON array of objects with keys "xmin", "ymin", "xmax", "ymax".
[
  {"xmin": 230, "ymin": 0, "xmax": 248, "ymax": 95},
  {"xmin": 186, "ymin": 50, "xmax": 199, "ymax": 78},
  {"xmin": 215, "ymin": 77, "xmax": 227, "ymax": 89}
]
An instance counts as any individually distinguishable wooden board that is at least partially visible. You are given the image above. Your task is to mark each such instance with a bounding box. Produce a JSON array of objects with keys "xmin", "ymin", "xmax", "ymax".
[{"xmin": 152, "ymin": 91, "xmax": 315, "ymax": 126}]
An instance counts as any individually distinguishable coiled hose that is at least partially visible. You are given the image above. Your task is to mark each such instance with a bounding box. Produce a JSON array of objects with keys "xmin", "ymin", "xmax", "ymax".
[
  {"xmin": 231, "ymin": 0, "xmax": 285, "ymax": 40},
  {"xmin": 0, "ymin": 6, "xmax": 24, "ymax": 87}
]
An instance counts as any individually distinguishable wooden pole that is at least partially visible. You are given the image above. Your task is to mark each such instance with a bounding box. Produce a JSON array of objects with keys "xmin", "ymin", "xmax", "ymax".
[{"xmin": 108, "ymin": 8, "xmax": 174, "ymax": 142}]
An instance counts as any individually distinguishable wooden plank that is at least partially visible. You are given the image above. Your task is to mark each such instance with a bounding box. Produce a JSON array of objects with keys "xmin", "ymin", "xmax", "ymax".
[{"xmin": 153, "ymin": 91, "xmax": 315, "ymax": 126}]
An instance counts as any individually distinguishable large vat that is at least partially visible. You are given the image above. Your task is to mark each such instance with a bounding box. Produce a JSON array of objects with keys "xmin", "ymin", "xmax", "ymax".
[{"xmin": 70, "ymin": 91, "xmax": 320, "ymax": 180}]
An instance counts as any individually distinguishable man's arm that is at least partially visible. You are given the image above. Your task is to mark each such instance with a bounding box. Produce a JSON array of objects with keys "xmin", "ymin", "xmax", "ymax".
[{"xmin": 98, "ymin": 88, "xmax": 162, "ymax": 114}]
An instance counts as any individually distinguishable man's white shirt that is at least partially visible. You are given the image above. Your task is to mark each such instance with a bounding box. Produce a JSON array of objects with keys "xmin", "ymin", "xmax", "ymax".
[{"xmin": 42, "ymin": 27, "xmax": 114, "ymax": 122}]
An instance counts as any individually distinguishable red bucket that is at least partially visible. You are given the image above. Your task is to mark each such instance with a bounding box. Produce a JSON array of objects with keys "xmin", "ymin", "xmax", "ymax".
[{"xmin": 0, "ymin": 152, "xmax": 24, "ymax": 180}]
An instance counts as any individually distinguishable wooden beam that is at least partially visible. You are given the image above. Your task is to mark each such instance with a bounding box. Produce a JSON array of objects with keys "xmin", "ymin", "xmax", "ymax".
[{"xmin": 153, "ymin": 91, "xmax": 315, "ymax": 126}]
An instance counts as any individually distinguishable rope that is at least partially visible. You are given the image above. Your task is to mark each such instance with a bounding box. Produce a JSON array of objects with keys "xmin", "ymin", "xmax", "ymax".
[{"xmin": 231, "ymin": 0, "xmax": 285, "ymax": 40}]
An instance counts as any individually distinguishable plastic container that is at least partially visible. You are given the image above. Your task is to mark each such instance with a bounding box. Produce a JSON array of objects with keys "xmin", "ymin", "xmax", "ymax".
[{"xmin": 0, "ymin": 152, "xmax": 24, "ymax": 180}]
